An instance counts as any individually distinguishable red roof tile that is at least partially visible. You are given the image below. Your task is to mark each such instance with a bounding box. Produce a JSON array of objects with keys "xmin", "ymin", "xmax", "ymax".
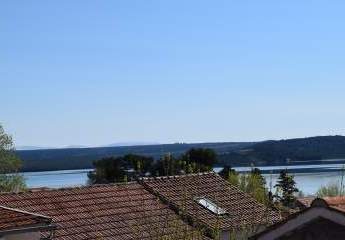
[
  {"xmin": 296, "ymin": 197, "xmax": 314, "ymax": 208},
  {"xmin": 250, "ymin": 198, "xmax": 345, "ymax": 240},
  {"xmin": 0, "ymin": 182, "xmax": 206, "ymax": 240},
  {"xmin": 0, "ymin": 206, "xmax": 54, "ymax": 235},
  {"xmin": 0, "ymin": 206, "xmax": 52, "ymax": 233},
  {"xmin": 297, "ymin": 196, "xmax": 345, "ymax": 212},
  {"xmin": 141, "ymin": 172, "xmax": 281, "ymax": 231}
]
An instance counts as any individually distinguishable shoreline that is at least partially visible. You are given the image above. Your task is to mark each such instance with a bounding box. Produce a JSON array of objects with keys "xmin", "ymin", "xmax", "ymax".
[{"xmin": 19, "ymin": 163, "xmax": 345, "ymax": 175}]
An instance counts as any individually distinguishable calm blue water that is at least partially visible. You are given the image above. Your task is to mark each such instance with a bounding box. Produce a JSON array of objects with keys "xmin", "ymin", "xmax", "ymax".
[
  {"xmin": 22, "ymin": 164, "xmax": 345, "ymax": 195},
  {"xmin": 262, "ymin": 171, "xmax": 345, "ymax": 196},
  {"xmin": 24, "ymin": 169, "xmax": 92, "ymax": 188}
]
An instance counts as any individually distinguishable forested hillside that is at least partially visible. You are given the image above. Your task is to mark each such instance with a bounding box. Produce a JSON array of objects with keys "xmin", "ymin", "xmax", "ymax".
[
  {"xmin": 17, "ymin": 142, "xmax": 253, "ymax": 171},
  {"xmin": 218, "ymin": 136, "xmax": 345, "ymax": 166},
  {"xmin": 16, "ymin": 136, "xmax": 345, "ymax": 172}
]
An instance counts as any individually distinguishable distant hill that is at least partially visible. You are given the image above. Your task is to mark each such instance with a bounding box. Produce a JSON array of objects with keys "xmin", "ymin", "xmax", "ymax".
[
  {"xmin": 218, "ymin": 135, "xmax": 345, "ymax": 166},
  {"xmin": 16, "ymin": 136, "xmax": 345, "ymax": 172},
  {"xmin": 16, "ymin": 145, "xmax": 88, "ymax": 150},
  {"xmin": 16, "ymin": 146, "xmax": 56, "ymax": 150},
  {"xmin": 16, "ymin": 142, "xmax": 253, "ymax": 172},
  {"xmin": 103, "ymin": 142, "xmax": 160, "ymax": 147},
  {"xmin": 17, "ymin": 142, "xmax": 159, "ymax": 150}
]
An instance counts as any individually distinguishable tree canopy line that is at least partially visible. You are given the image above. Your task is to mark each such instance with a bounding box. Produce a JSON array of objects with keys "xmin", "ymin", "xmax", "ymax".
[
  {"xmin": 16, "ymin": 142, "xmax": 251, "ymax": 172},
  {"xmin": 16, "ymin": 135, "xmax": 345, "ymax": 173},
  {"xmin": 88, "ymin": 147, "xmax": 300, "ymax": 209},
  {"xmin": 87, "ymin": 148, "xmax": 217, "ymax": 183},
  {"xmin": 0, "ymin": 125, "xmax": 26, "ymax": 192},
  {"xmin": 219, "ymin": 165, "xmax": 299, "ymax": 209}
]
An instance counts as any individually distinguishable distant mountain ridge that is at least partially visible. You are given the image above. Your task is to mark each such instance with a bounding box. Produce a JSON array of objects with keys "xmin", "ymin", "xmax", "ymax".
[
  {"xmin": 16, "ymin": 142, "xmax": 254, "ymax": 172},
  {"xmin": 16, "ymin": 136, "xmax": 345, "ymax": 172},
  {"xmin": 16, "ymin": 145, "xmax": 88, "ymax": 150},
  {"xmin": 17, "ymin": 142, "xmax": 161, "ymax": 150},
  {"xmin": 103, "ymin": 142, "xmax": 160, "ymax": 147},
  {"xmin": 218, "ymin": 135, "xmax": 345, "ymax": 166}
]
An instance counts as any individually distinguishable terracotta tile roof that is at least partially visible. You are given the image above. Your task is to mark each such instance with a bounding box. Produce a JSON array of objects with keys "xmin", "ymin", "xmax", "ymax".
[
  {"xmin": 0, "ymin": 206, "xmax": 52, "ymax": 233},
  {"xmin": 140, "ymin": 172, "xmax": 281, "ymax": 231},
  {"xmin": 296, "ymin": 197, "xmax": 314, "ymax": 209},
  {"xmin": 0, "ymin": 182, "xmax": 206, "ymax": 240},
  {"xmin": 323, "ymin": 196, "xmax": 345, "ymax": 212},
  {"xmin": 249, "ymin": 198, "xmax": 345, "ymax": 240},
  {"xmin": 297, "ymin": 196, "xmax": 345, "ymax": 212}
]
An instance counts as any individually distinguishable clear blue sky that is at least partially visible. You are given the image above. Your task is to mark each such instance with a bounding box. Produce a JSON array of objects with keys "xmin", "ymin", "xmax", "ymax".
[{"xmin": 1, "ymin": 1, "xmax": 345, "ymax": 147}]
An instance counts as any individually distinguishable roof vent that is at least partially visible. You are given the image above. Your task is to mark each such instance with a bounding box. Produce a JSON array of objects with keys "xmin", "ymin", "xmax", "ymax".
[{"xmin": 194, "ymin": 197, "xmax": 227, "ymax": 215}]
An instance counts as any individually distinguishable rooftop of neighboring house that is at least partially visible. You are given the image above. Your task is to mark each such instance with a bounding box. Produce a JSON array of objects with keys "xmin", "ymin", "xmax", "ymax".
[
  {"xmin": 297, "ymin": 196, "xmax": 345, "ymax": 212},
  {"xmin": 0, "ymin": 205, "xmax": 54, "ymax": 236},
  {"xmin": 0, "ymin": 182, "xmax": 206, "ymax": 240},
  {"xmin": 250, "ymin": 198, "xmax": 345, "ymax": 240},
  {"xmin": 295, "ymin": 196, "xmax": 315, "ymax": 209},
  {"xmin": 0, "ymin": 172, "xmax": 281, "ymax": 240},
  {"xmin": 140, "ymin": 172, "xmax": 281, "ymax": 231}
]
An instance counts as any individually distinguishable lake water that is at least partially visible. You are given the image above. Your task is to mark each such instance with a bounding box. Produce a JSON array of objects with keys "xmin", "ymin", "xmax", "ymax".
[
  {"xmin": 22, "ymin": 164, "xmax": 345, "ymax": 195},
  {"xmin": 263, "ymin": 172, "xmax": 345, "ymax": 196},
  {"xmin": 24, "ymin": 169, "xmax": 93, "ymax": 189}
]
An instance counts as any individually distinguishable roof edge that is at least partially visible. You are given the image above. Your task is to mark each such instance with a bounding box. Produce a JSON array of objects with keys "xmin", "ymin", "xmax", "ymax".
[
  {"xmin": 0, "ymin": 223, "xmax": 56, "ymax": 236},
  {"xmin": 249, "ymin": 198, "xmax": 345, "ymax": 239},
  {"xmin": 139, "ymin": 171, "xmax": 215, "ymax": 181},
  {"xmin": 0, "ymin": 181, "xmax": 139, "ymax": 195},
  {"xmin": 0, "ymin": 205, "xmax": 52, "ymax": 222}
]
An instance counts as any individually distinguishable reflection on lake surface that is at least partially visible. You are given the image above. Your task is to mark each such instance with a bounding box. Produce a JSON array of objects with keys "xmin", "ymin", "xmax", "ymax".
[
  {"xmin": 23, "ymin": 163, "xmax": 345, "ymax": 195},
  {"xmin": 264, "ymin": 172, "xmax": 344, "ymax": 195},
  {"xmin": 24, "ymin": 169, "xmax": 92, "ymax": 189}
]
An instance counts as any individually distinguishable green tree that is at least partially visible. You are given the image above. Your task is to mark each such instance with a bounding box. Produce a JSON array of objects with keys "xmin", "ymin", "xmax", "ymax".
[
  {"xmin": 220, "ymin": 166, "xmax": 268, "ymax": 204},
  {"xmin": 88, "ymin": 156, "xmax": 126, "ymax": 184},
  {"xmin": 242, "ymin": 172, "xmax": 267, "ymax": 204},
  {"xmin": 274, "ymin": 169, "xmax": 299, "ymax": 207},
  {"xmin": 151, "ymin": 153, "xmax": 182, "ymax": 176},
  {"xmin": 251, "ymin": 168, "xmax": 266, "ymax": 186},
  {"xmin": 182, "ymin": 148, "xmax": 217, "ymax": 172},
  {"xmin": 317, "ymin": 182, "xmax": 343, "ymax": 197},
  {"xmin": 150, "ymin": 148, "xmax": 218, "ymax": 177},
  {"xmin": 123, "ymin": 154, "xmax": 153, "ymax": 177},
  {"xmin": 0, "ymin": 125, "xmax": 26, "ymax": 192},
  {"xmin": 219, "ymin": 165, "xmax": 239, "ymax": 186},
  {"xmin": 236, "ymin": 168, "xmax": 267, "ymax": 204}
]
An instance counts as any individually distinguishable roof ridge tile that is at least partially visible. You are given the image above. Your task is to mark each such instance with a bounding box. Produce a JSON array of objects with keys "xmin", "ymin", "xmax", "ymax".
[
  {"xmin": 0, "ymin": 181, "xmax": 139, "ymax": 195},
  {"xmin": 139, "ymin": 171, "xmax": 215, "ymax": 181}
]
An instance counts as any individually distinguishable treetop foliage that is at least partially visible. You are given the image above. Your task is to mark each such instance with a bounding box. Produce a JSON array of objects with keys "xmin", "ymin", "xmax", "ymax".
[
  {"xmin": 219, "ymin": 165, "xmax": 268, "ymax": 205},
  {"xmin": 88, "ymin": 148, "xmax": 217, "ymax": 184},
  {"xmin": 317, "ymin": 182, "xmax": 344, "ymax": 197},
  {"xmin": 274, "ymin": 169, "xmax": 299, "ymax": 208},
  {"xmin": 0, "ymin": 125, "xmax": 26, "ymax": 192},
  {"xmin": 17, "ymin": 136, "xmax": 345, "ymax": 172}
]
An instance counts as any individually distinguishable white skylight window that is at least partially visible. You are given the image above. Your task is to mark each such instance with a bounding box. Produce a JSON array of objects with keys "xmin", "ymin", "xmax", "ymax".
[{"xmin": 194, "ymin": 197, "xmax": 227, "ymax": 215}]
